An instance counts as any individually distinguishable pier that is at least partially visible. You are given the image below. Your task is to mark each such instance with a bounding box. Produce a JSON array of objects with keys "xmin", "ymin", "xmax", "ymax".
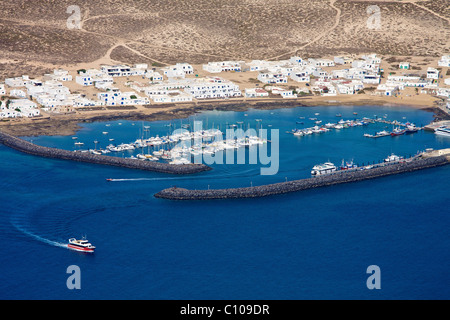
[
  {"xmin": 155, "ymin": 150, "xmax": 450, "ymax": 200},
  {"xmin": 0, "ymin": 131, "xmax": 211, "ymax": 174}
]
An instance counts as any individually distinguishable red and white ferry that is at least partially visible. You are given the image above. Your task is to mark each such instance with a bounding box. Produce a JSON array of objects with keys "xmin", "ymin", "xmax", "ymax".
[{"xmin": 68, "ymin": 238, "xmax": 96, "ymax": 253}]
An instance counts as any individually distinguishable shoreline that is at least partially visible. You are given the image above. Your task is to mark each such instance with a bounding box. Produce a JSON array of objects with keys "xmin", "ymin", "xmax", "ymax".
[{"xmin": 0, "ymin": 95, "xmax": 448, "ymax": 137}]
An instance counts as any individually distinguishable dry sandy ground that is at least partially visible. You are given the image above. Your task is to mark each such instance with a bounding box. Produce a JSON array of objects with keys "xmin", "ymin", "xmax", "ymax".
[{"xmin": 0, "ymin": 0, "xmax": 448, "ymax": 69}]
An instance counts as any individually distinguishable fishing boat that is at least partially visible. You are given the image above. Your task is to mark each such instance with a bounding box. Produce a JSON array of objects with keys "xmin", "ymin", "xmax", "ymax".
[
  {"xmin": 68, "ymin": 237, "xmax": 95, "ymax": 253},
  {"xmin": 340, "ymin": 159, "xmax": 357, "ymax": 170},
  {"xmin": 390, "ymin": 128, "xmax": 406, "ymax": 136}
]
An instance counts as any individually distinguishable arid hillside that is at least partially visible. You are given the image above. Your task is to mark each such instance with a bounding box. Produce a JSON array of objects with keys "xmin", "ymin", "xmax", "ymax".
[{"xmin": 0, "ymin": 0, "xmax": 448, "ymax": 75}]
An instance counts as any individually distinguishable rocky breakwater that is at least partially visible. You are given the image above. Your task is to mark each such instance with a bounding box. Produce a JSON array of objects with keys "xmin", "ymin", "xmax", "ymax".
[
  {"xmin": 155, "ymin": 154, "xmax": 450, "ymax": 200},
  {"xmin": 0, "ymin": 131, "xmax": 211, "ymax": 174}
]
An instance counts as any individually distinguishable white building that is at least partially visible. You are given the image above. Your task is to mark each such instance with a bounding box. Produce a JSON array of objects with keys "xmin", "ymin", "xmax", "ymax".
[
  {"xmin": 399, "ymin": 62, "xmax": 410, "ymax": 70},
  {"xmin": 184, "ymin": 77, "xmax": 241, "ymax": 99},
  {"xmin": 334, "ymin": 56, "xmax": 353, "ymax": 65},
  {"xmin": 377, "ymin": 84, "xmax": 399, "ymax": 96},
  {"xmin": 270, "ymin": 87, "xmax": 297, "ymax": 98},
  {"xmin": 48, "ymin": 69, "xmax": 73, "ymax": 82},
  {"xmin": 308, "ymin": 58, "xmax": 335, "ymax": 68},
  {"xmin": 289, "ymin": 56, "xmax": 304, "ymax": 65},
  {"xmin": 97, "ymin": 88, "xmax": 149, "ymax": 106},
  {"xmin": 101, "ymin": 65, "xmax": 133, "ymax": 77},
  {"xmin": 438, "ymin": 55, "xmax": 450, "ymax": 67},
  {"xmin": 290, "ymin": 70, "xmax": 310, "ymax": 82},
  {"xmin": 162, "ymin": 63, "xmax": 194, "ymax": 78},
  {"xmin": 244, "ymin": 88, "xmax": 269, "ymax": 98},
  {"xmin": 247, "ymin": 60, "xmax": 272, "ymax": 72},
  {"xmin": 5, "ymin": 75, "xmax": 29, "ymax": 88},
  {"xmin": 257, "ymin": 72, "xmax": 288, "ymax": 84},
  {"xmin": 145, "ymin": 71, "xmax": 164, "ymax": 82},
  {"xmin": 150, "ymin": 90, "xmax": 193, "ymax": 103},
  {"xmin": 10, "ymin": 89, "xmax": 27, "ymax": 98},
  {"xmin": 0, "ymin": 99, "xmax": 40, "ymax": 118},
  {"xmin": 203, "ymin": 61, "xmax": 243, "ymax": 73},
  {"xmin": 76, "ymin": 75, "xmax": 93, "ymax": 86},
  {"xmin": 427, "ymin": 67, "xmax": 440, "ymax": 80},
  {"xmin": 437, "ymin": 88, "xmax": 450, "ymax": 98}
]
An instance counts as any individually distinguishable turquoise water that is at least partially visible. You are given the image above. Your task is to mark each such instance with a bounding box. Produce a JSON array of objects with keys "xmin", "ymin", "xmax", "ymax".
[{"xmin": 1, "ymin": 105, "xmax": 449, "ymax": 299}]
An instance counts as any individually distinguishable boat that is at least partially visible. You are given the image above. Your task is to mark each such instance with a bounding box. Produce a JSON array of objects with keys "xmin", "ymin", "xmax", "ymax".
[
  {"xmin": 106, "ymin": 178, "xmax": 113, "ymax": 182},
  {"xmin": 102, "ymin": 132, "xmax": 108, "ymax": 135},
  {"xmin": 336, "ymin": 114, "xmax": 342, "ymax": 117},
  {"xmin": 340, "ymin": 159, "xmax": 357, "ymax": 170},
  {"xmin": 434, "ymin": 126, "xmax": 450, "ymax": 137},
  {"xmin": 74, "ymin": 142, "xmax": 84, "ymax": 146},
  {"xmin": 72, "ymin": 137, "xmax": 78, "ymax": 140},
  {"xmin": 365, "ymin": 130, "xmax": 389, "ymax": 138},
  {"xmin": 390, "ymin": 128, "xmax": 406, "ymax": 136},
  {"xmin": 311, "ymin": 162, "xmax": 337, "ymax": 176},
  {"xmin": 384, "ymin": 154, "xmax": 403, "ymax": 163},
  {"xmin": 67, "ymin": 237, "xmax": 95, "ymax": 253},
  {"xmin": 353, "ymin": 112, "xmax": 358, "ymax": 115},
  {"xmin": 405, "ymin": 125, "xmax": 419, "ymax": 134}
]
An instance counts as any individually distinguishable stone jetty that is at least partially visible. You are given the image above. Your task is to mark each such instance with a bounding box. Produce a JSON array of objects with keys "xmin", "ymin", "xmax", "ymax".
[
  {"xmin": 0, "ymin": 131, "xmax": 211, "ymax": 174},
  {"xmin": 155, "ymin": 153, "xmax": 450, "ymax": 200}
]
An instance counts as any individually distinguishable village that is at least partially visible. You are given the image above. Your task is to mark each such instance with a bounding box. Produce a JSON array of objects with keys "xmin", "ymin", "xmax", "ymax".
[{"xmin": 1, "ymin": 53, "xmax": 450, "ymax": 120}]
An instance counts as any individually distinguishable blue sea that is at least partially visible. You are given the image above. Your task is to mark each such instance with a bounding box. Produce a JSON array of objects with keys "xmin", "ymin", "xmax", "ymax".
[{"xmin": 1, "ymin": 105, "xmax": 449, "ymax": 300}]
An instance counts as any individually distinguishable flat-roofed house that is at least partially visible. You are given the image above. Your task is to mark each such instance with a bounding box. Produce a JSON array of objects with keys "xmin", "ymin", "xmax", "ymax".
[
  {"xmin": 399, "ymin": 62, "xmax": 410, "ymax": 70},
  {"xmin": 244, "ymin": 88, "xmax": 269, "ymax": 98},
  {"xmin": 438, "ymin": 55, "xmax": 450, "ymax": 67},
  {"xmin": 427, "ymin": 67, "xmax": 440, "ymax": 80},
  {"xmin": 76, "ymin": 75, "xmax": 93, "ymax": 86}
]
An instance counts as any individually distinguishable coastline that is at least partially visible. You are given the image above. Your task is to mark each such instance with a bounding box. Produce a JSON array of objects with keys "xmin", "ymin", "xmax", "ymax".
[{"xmin": 0, "ymin": 94, "xmax": 447, "ymax": 137}]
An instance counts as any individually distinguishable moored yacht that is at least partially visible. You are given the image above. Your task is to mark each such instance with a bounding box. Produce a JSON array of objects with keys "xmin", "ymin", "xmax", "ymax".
[
  {"xmin": 384, "ymin": 154, "xmax": 403, "ymax": 163},
  {"xmin": 434, "ymin": 126, "xmax": 450, "ymax": 137},
  {"xmin": 311, "ymin": 162, "xmax": 337, "ymax": 176}
]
